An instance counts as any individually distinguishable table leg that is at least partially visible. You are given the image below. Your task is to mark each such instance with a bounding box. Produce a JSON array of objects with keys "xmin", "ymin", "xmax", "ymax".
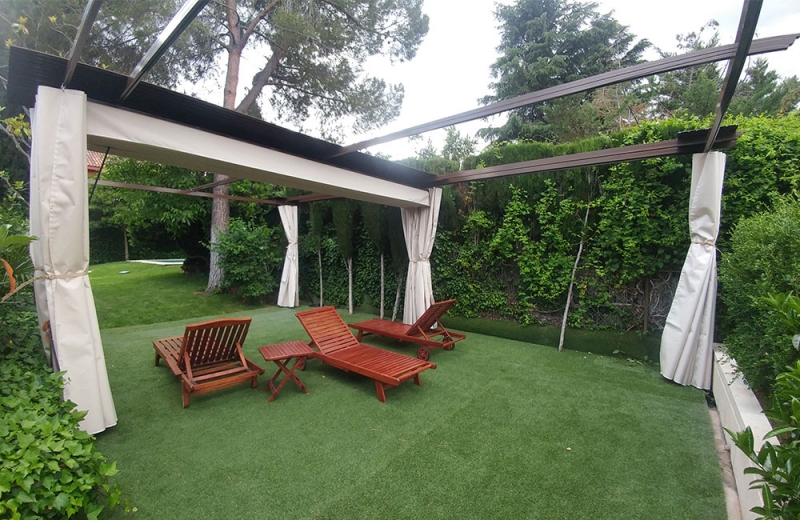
[{"xmin": 265, "ymin": 356, "xmax": 309, "ymax": 402}]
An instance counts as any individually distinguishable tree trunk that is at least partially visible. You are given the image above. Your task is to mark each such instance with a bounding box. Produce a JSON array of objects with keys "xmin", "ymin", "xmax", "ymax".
[
  {"xmin": 206, "ymin": 4, "xmax": 241, "ymax": 292},
  {"xmin": 346, "ymin": 256, "xmax": 353, "ymax": 314},
  {"xmin": 318, "ymin": 245, "xmax": 323, "ymax": 307},
  {"xmin": 642, "ymin": 277, "xmax": 651, "ymax": 333},
  {"xmin": 392, "ymin": 270, "xmax": 403, "ymax": 321},
  {"xmin": 379, "ymin": 252, "xmax": 385, "ymax": 319},
  {"xmin": 559, "ymin": 205, "xmax": 591, "ymax": 352},
  {"xmin": 122, "ymin": 224, "xmax": 129, "ymax": 261},
  {"xmin": 205, "ymin": 188, "xmax": 229, "ymax": 292}
]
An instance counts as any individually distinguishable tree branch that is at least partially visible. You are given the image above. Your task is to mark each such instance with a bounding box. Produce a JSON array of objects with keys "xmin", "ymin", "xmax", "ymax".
[
  {"xmin": 236, "ymin": 47, "xmax": 285, "ymax": 113},
  {"xmin": 271, "ymin": 79, "xmax": 347, "ymax": 105},
  {"xmin": 242, "ymin": 0, "xmax": 280, "ymax": 46}
]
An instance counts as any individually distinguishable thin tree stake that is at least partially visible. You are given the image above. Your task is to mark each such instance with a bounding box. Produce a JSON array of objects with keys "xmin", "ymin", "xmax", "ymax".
[{"xmin": 559, "ymin": 205, "xmax": 591, "ymax": 351}]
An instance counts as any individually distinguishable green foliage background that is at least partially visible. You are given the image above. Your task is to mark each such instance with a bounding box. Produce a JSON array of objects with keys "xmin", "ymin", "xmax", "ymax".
[{"xmin": 294, "ymin": 114, "xmax": 800, "ymax": 339}]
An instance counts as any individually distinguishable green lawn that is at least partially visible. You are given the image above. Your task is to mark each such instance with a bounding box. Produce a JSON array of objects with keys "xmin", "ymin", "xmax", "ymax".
[
  {"xmin": 93, "ymin": 305, "xmax": 727, "ymax": 519},
  {"xmin": 89, "ymin": 261, "xmax": 264, "ymax": 328}
]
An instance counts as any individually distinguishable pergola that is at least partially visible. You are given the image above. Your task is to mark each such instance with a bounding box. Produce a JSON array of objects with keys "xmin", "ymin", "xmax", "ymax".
[{"xmin": 5, "ymin": 0, "xmax": 796, "ymax": 434}]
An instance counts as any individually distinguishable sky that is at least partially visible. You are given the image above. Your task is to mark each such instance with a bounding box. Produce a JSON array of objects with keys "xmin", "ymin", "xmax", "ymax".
[{"xmin": 209, "ymin": 0, "xmax": 800, "ymax": 160}]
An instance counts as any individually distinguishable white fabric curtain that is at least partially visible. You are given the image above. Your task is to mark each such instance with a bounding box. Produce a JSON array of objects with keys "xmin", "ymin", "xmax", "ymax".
[
  {"xmin": 29, "ymin": 86, "xmax": 117, "ymax": 434},
  {"xmin": 401, "ymin": 188, "xmax": 442, "ymax": 324},
  {"xmin": 277, "ymin": 205, "xmax": 299, "ymax": 307},
  {"xmin": 660, "ymin": 152, "xmax": 726, "ymax": 390}
]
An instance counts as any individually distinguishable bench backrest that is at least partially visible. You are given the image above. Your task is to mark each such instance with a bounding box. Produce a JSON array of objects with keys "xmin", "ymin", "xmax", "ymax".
[
  {"xmin": 296, "ymin": 307, "xmax": 360, "ymax": 355},
  {"xmin": 410, "ymin": 299, "xmax": 456, "ymax": 335},
  {"xmin": 180, "ymin": 318, "xmax": 251, "ymax": 368}
]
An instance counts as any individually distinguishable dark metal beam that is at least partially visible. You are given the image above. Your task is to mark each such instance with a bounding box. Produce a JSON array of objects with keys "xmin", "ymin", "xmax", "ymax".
[
  {"xmin": 63, "ymin": 0, "xmax": 104, "ymax": 87},
  {"xmin": 334, "ymin": 33, "xmax": 797, "ymax": 157},
  {"xmin": 119, "ymin": 0, "xmax": 210, "ymax": 101},
  {"xmin": 431, "ymin": 127, "xmax": 739, "ymax": 186},
  {"xmin": 96, "ymin": 179, "xmax": 334, "ymax": 204},
  {"xmin": 180, "ymin": 176, "xmax": 240, "ymax": 193},
  {"xmin": 287, "ymin": 193, "xmax": 337, "ymax": 203},
  {"xmin": 94, "ymin": 179, "xmax": 284, "ymax": 205},
  {"xmin": 704, "ymin": 0, "xmax": 762, "ymax": 152}
]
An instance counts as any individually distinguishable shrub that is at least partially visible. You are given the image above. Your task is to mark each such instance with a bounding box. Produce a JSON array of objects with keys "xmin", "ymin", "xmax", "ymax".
[
  {"xmin": 718, "ymin": 198, "xmax": 800, "ymax": 392},
  {"xmin": 212, "ymin": 218, "xmax": 283, "ymax": 302},
  {"xmin": 0, "ymin": 303, "xmax": 122, "ymax": 519}
]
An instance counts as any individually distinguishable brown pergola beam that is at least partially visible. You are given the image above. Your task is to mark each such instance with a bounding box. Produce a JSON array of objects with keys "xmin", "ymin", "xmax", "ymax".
[
  {"xmin": 95, "ymin": 179, "xmax": 334, "ymax": 205},
  {"xmin": 287, "ymin": 193, "xmax": 337, "ymax": 203},
  {"xmin": 704, "ymin": 0, "xmax": 762, "ymax": 152},
  {"xmin": 120, "ymin": 0, "xmax": 210, "ymax": 101},
  {"xmin": 63, "ymin": 0, "xmax": 104, "ymax": 87},
  {"xmin": 332, "ymin": 33, "xmax": 797, "ymax": 157},
  {"xmin": 181, "ymin": 176, "xmax": 241, "ymax": 193},
  {"xmin": 430, "ymin": 127, "xmax": 739, "ymax": 186},
  {"xmin": 94, "ymin": 179, "xmax": 284, "ymax": 205}
]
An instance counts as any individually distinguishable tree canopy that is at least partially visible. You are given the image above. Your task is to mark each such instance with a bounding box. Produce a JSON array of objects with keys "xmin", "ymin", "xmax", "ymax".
[{"xmin": 480, "ymin": 0, "xmax": 649, "ymax": 142}]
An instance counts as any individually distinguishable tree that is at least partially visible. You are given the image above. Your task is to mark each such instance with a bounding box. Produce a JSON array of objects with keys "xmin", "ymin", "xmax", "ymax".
[
  {"xmin": 729, "ymin": 58, "xmax": 800, "ymax": 117},
  {"xmin": 441, "ymin": 126, "xmax": 476, "ymax": 169},
  {"xmin": 646, "ymin": 21, "xmax": 722, "ymax": 118},
  {"xmin": 89, "ymin": 159, "xmax": 211, "ymax": 261},
  {"xmin": 480, "ymin": 0, "xmax": 649, "ymax": 142},
  {"xmin": 362, "ymin": 202, "xmax": 387, "ymax": 318},
  {"xmin": 310, "ymin": 201, "xmax": 328, "ymax": 307},
  {"xmin": 332, "ymin": 200, "xmax": 356, "ymax": 314},
  {"xmin": 201, "ymin": 0, "xmax": 429, "ymax": 292},
  {"xmin": 0, "ymin": 0, "xmax": 215, "ymax": 89}
]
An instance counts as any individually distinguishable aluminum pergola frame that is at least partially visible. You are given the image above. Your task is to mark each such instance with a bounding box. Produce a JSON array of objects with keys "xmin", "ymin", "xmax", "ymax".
[{"xmin": 16, "ymin": 0, "xmax": 793, "ymax": 204}]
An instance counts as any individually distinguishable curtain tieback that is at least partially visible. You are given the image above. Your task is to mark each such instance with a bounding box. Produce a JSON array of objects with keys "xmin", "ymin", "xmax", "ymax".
[{"xmin": 34, "ymin": 267, "xmax": 89, "ymax": 280}]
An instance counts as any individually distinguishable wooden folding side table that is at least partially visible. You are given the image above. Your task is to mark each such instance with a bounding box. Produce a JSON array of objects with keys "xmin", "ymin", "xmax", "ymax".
[{"xmin": 258, "ymin": 341, "xmax": 315, "ymax": 402}]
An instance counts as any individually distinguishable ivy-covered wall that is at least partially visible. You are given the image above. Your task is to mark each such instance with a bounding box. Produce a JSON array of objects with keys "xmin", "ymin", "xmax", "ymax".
[{"xmin": 298, "ymin": 114, "xmax": 800, "ymax": 335}]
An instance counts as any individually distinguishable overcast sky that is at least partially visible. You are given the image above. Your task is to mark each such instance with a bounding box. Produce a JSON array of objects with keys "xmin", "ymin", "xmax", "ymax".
[{"xmin": 223, "ymin": 0, "xmax": 800, "ymax": 159}]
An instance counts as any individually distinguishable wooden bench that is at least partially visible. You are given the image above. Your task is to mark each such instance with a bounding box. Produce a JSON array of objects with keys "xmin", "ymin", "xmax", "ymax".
[
  {"xmin": 153, "ymin": 318, "xmax": 264, "ymax": 407},
  {"xmin": 296, "ymin": 306, "xmax": 436, "ymax": 403}
]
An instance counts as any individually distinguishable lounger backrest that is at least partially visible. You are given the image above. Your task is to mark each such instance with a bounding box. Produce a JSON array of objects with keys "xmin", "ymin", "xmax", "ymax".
[
  {"xmin": 296, "ymin": 307, "xmax": 360, "ymax": 355},
  {"xmin": 180, "ymin": 318, "xmax": 251, "ymax": 368},
  {"xmin": 411, "ymin": 299, "xmax": 456, "ymax": 334}
]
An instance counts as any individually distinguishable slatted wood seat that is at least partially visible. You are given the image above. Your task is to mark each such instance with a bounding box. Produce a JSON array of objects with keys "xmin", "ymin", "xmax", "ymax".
[
  {"xmin": 295, "ymin": 306, "xmax": 436, "ymax": 403},
  {"xmin": 348, "ymin": 299, "xmax": 466, "ymax": 360},
  {"xmin": 153, "ymin": 318, "xmax": 264, "ymax": 407}
]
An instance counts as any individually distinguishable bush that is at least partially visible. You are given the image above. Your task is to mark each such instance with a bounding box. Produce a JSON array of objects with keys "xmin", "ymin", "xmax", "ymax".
[
  {"xmin": 213, "ymin": 218, "xmax": 283, "ymax": 302},
  {"xmin": 718, "ymin": 198, "xmax": 800, "ymax": 392},
  {"xmin": 0, "ymin": 302, "xmax": 122, "ymax": 519}
]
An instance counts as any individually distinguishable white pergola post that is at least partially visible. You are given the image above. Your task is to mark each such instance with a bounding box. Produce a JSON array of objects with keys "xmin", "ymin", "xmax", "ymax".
[
  {"xmin": 401, "ymin": 188, "xmax": 442, "ymax": 325},
  {"xmin": 277, "ymin": 205, "xmax": 299, "ymax": 308},
  {"xmin": 29, "ymin": 86, "xmax": 117, "ymax": 434},
  {"xmin": 660, "ymin": 152, "xmax": 726, "ymax": 390}
]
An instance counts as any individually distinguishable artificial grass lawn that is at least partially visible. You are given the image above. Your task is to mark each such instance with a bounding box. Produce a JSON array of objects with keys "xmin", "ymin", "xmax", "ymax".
[
  {"xmin": 89, "ymin": 262, "xmax": 263, "ymax": 328},
  {"xmin": 95, "ymin": 306, "xmax": 726, "ymax": 519}
]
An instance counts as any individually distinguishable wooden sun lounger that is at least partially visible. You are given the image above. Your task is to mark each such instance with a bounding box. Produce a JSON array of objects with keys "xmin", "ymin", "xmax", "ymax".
[
  {"xmin": 348, "ymin": 299, "xmax": 466, "ymax": 360},
  {"xmin": 153, "ymin": 318, "xmax": 264, "ymax": 407},
  {"xmin": 295, "ymin": 306, "xmax": 436, "ymax": 403}
]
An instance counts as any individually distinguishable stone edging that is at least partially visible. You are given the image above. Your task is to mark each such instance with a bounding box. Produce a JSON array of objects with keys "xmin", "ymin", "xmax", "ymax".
[{"xmin": 712, "ymin": 345, "xmax": 774, "ymax": 520}]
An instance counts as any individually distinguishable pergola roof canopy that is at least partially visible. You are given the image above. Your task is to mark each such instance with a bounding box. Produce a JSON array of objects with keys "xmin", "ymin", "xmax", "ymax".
[{"xmin": 6, "ymin": 46, "xmax": 436, "ymax": 191}]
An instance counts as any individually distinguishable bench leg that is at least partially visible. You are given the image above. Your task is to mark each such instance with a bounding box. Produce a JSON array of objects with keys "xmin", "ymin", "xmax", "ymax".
[
  {"xmin": 414, "ymin": 374, "xmax": 421, "ymax": 386},
  {"xmin": 155, "ymin": 351, "xmax": 160, "ymax": 366},
  {"xmin": 182, "ymin": 385, "xmax": 190, "ymax": 408},
  {"xmin": 374, "ymin": 380, "xmax": 387, "ymax": 403}
]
